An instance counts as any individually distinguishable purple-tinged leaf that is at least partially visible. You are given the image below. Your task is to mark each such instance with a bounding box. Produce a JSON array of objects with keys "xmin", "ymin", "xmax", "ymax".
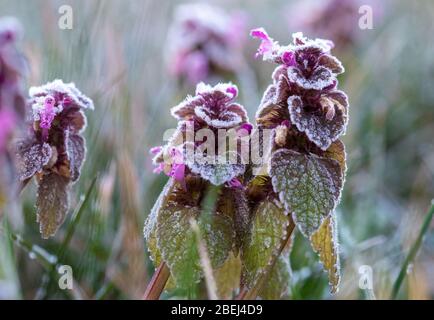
[
  {"xmin": 65, "ymin": 132, "xmax": 86, "ymax": 182},
  {"xmin": 318, "ymin": 54, "xmax": 344, "ymax": 74},
  {"xmin": 36, "ymin": 173, "xmax": 70, "ymax": 239},
  {"xmin": 287, "ymin": 66, "xmax": 335, "ymax": 90},
  {"xmin": 15, "ymin": 138, "xmax": 52, "ymax": 181},
  {"xmin": 288, "ymin": 95, "xmax": 348, "ymax": 150}
]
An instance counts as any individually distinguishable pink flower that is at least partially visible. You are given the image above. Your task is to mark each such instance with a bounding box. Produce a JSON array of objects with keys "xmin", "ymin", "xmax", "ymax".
[
  {"xmin": 150, "ymin": 146, "xmax": 162, "ymax": 155},
  {"xmin": 227, "ymin": 178, "xmax": 243, "ymax": 189},
  {"xmin": 152, "ymin": 145, "xmax": 186, "ymax": 187},
  {"xmin": 250, "ymin": 28, "xmax": 277, "ymax": 60}
]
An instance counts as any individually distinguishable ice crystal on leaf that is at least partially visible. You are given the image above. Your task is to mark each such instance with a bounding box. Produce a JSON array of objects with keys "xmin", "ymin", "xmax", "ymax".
[
  {"xmin": 270, "ymin": 149, "xmax": 343, "ymax": 237},
  {"xmin": 15, "ymin": 79, "xmax": 93, "ymax": 238},
  {"xmin": 241, "ymin": 199, "xmax": 290, "ymax": 289},
  {"xmin": 311, "ymin": 213, "xmax": 340, "ymax": 293},
  {"xmin": 288, "ymin": 92, "xmax": 348, "ymax": 150}
]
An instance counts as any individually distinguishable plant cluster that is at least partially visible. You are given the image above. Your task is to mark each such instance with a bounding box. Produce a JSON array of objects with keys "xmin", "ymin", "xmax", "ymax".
[{"xmin": 145, "ymin": 28, "xmax": 348, "ymax": 298}]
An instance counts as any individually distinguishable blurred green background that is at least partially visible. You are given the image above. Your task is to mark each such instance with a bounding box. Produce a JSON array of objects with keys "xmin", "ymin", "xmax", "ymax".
[{"xmin": 1, "ymin": 0, "xmax": 434, "ymax": 300}]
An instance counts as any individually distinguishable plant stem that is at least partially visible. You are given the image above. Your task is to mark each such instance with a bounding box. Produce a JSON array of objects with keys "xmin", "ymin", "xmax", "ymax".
[
  {"xmin": 142, "ymin": 262, "xmax": 170, "ymax": 300},
  {"xmin": 390, "ymin": 202, "xmax": 434, "ymax": 300},
  {"xmin": 236, "ymin": 217, "xmax": 296, "ymax": 300}
]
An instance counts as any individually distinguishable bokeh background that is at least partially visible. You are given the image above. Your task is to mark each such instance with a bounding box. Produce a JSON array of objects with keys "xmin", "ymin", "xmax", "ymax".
[{"xmin": 1, "ymin": 0, "xmax": 434, "ymax": 299}]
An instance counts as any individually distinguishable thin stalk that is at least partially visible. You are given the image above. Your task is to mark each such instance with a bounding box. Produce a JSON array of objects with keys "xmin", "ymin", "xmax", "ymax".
[
  {"xmin": 190, "ymin": 219, "xmax": 218, "ymax": 300},
  {"xmin": 390, "ymin": 202, "xmax": 434, "ymax": 300},
  {"xmin": 236, "ymin": 218, "xmax": 296, "ymax": 300},
  {"xmin": 142, "ymin": 262, "xmax": 171, "ymax": 300}
]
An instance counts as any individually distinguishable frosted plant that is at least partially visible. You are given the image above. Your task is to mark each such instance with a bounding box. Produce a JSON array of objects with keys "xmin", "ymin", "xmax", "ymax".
[
  {"xmin": 152, "ymin": 82, "xmax": 251, "ymax": 186},
  {"xmin": 145, "ymin": 82, "xmax": 252, "ymax": 294},
  {"xmin": 166, "ymin": 3, "xmax": 246, "ymax": 85},
  {"xmin": 15, "ymin": 79, "xmax": 94, "ymax": 238},
  {"xmin": 144, "ymin": 32, "xmax": 348, "ymax": 299},
  {"xmin": 248, "ymin": 28, "xmax": 348, "ymax": 294},
  {"xmin": 0, "ymin": 17, "xmax": 27, "ymax": 212}
]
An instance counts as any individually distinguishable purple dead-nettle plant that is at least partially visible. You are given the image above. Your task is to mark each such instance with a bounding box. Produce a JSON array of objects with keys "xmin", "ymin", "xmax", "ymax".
[
  {"xmin": 0, "ymin": 17, "xmax": 27, "ymax": 212},
  {"xmin": 145, "ymin": 82, "xmax": 253, "ymax": 294},
  {"xmin": 166, "ymin": 3, "xmax": 246, "ymax": 85},
  {"xmin": 152, "ymin": 82, "xmax": 251, "ymax": 186},
  {"xmin": 246, "ymin": 28, "xmax": 348, "ymax": 294},
  {"xmin": 144, "ymin": 30, "xmax": 349, "ymax": 299},
  {"xmin": 15, "ymin": 79, "xmax": 94, "ymax": 238}
]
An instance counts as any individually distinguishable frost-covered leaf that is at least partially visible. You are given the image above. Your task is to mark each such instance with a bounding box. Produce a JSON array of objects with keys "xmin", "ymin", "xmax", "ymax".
[
  {"xmin": 287, "ymin": 66, "xmax": 335, "ymax": 90},
  {"xmin": 15, "ymin": 138, "xmax": 52, "ymax": 181},
  {"xmin": 270, "ymin": 149, "xmax": 342, "ymax": 237},
  {"xmin": 258, "ymin": 252, "xmax": 291, "ymax": 300},
  {"xmin": 311, "ymin": 213, "xmax": 340, "ymax": 293},
  {"xmin": 214, "ymin": 252, "xmax": 242, "ymax": 299},
  {"xmin": 255, "ymin": 84, "xmax": 289, "ymax": 128},
  {"xmin": 62, "ymin": 109, "xmax": 87, "ymax": 133},
  {"xmin": 65, "ymin": 132, "xmax": 86, "ymax": 182},
  {"xmin": 156, "ymin": 194, "xmax": 234, "ymax": 288},
  {"xmin": 241, "ymin": 199, "xmax": 290, "ymax": 289},
  {"xmin": 288, "ymin": 95, "xmax": 348, "ymax": 150},
  {"xmin": 144, "ymin": 180, "xmax": 175, "ymax": 264},
  {"xmin": 318, "ymin": 54, "xmax": 344, "ymax": 74},
  {"xmin": 36, "ymin": 173, "xmax": 70, "ymax": 239},
  {"xmin": 188, "ymin": 160, "xmax": 245, "ymax": 186}
]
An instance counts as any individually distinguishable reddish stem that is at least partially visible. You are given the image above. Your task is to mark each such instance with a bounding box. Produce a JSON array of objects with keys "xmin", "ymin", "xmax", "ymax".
[{"xmin": 142, "ymin": 262, "xmax": 170, "ymax": 300}]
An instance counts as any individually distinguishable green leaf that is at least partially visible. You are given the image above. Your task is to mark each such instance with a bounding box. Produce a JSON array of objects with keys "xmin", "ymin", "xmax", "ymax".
[
  {"xmin": 259, "ymin": 252, "xmax": 291, "ymax": 300},
  {"xmin": 144, "ymin": 179, "xmax": 174, "ymax": 264},
  {"xmin": 270, "ymin": 148, "xmax": 343, "ymax": 237},
  {"xmin": 214, "ymin": 252, "xmax": 242, "ymax": 299},
  {"xmin": 155, "ymin": 181, "xmax": 234, "ymax": 289},
  {"xmin": 310, "ymin": 213, "xmax": 340, "ymax": 293},
  {"xmin": 241, "ymin": 199, "xmax": 290, "ymax": 289}
]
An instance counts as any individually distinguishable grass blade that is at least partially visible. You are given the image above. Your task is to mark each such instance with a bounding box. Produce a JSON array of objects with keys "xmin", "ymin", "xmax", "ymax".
[{"xmin": 391, "ymin": 201, "xmax": 434, "ymax": 299}]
